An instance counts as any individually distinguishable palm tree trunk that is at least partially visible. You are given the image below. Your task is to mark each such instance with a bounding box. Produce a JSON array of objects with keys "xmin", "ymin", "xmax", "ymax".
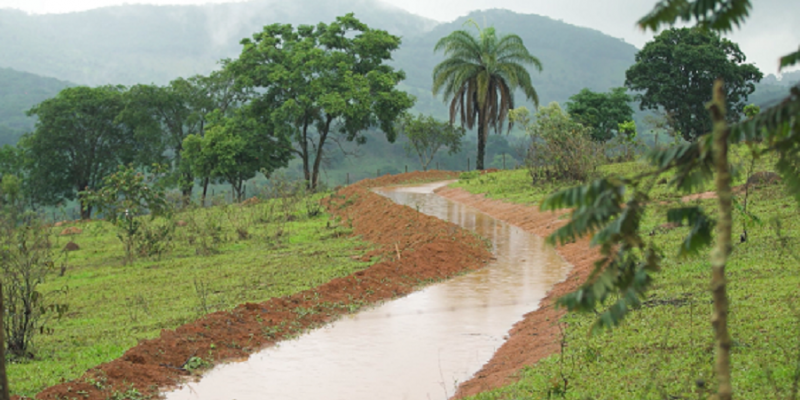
[
  {"xmin": 476, "ymin": 123, "xmax": 486, "ymax": 170},
  {"xmin": 709, "ymin": 79, "xmax": 734, "ymax": 400}
]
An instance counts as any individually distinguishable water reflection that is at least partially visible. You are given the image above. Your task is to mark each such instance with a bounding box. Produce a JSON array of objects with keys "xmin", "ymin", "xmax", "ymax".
[{"xmin": 165, "ymin": 181, "xmax": 570, "ymax": 400}]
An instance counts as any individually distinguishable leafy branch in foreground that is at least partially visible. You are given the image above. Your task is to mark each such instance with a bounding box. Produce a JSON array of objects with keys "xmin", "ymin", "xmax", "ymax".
[{"xmin": 543, "ymin": 79, "xmax": 799, "ymax": 398}]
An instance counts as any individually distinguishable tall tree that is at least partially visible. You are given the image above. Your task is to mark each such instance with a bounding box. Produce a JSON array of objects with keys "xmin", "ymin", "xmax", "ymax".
[
  {"xmin": 624, "ymin": 27, "xmax": 762, "ymax": 142},
  {"xmin": 432, "ymin": 21, "xmax": 542, "ymax": 170},
  {"xmin": 119, "ymin": 69, "xmax": 243, "ymax": 202},
  {"xmin": 227, "ymin": 14, "xmax": 414, "ymax": 190},
  {"xmin": 398, "ymin": 113, "xmax": 465, "ymax": 171},
  {"xmin": 182, "ymin": 107, "xmax": 292, "ymax": 202},
  {"xmin": 566, "ymin": 87, "xmax": 634, "ymax": 141},
  {"xmin": 22, "ymin": 86, "xmax": 152, "ymax": 218}
]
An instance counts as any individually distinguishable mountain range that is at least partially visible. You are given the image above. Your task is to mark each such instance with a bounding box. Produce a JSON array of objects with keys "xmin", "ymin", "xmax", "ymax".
[{"xmin": 0, "ymin": 0, "xmax": 796, "ymax": 147}]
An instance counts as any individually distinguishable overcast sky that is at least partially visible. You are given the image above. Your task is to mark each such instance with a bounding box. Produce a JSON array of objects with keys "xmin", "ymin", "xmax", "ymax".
[{"xmin": 1, "ymin": 0, "xmax": 797, "ymax": 74}]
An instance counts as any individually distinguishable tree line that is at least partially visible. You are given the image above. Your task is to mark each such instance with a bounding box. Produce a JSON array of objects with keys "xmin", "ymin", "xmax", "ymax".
[
  {"xmin": 0, "ymin": 14, "xmax": 415, "ymax": 219},
  {"xmin": 0, "ymin": 11, "xmax": 766, "ymax": 221}
]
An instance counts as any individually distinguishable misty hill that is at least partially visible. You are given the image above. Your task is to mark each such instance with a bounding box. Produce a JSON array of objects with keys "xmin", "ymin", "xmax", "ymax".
[
  {"xmin": 0, "ymin": 0, "xmax": 437, "ymax": 86},
  {"xmin": 0, "ymin": 68, "xmax": 73, "ymax": 145},
  {"xmin": 0, "ymin": 3, "xmax": 638, "ymax": 117},
  {"xmin": 750, "ymin": 71, "xmax": 800, "ymax": 109}
]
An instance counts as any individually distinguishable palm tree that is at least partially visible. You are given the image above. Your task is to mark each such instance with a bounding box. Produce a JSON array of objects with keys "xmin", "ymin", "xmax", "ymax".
[{"xmin": 432, "ymin": 21, "xmax": 542, "ymax": 170}]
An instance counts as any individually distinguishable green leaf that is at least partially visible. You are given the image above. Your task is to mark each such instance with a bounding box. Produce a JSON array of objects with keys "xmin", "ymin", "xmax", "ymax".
[
  {"xmin": 666, "ymin": 207, "xmax": 715, "ymax": 256},
  {"xmin": 780, "ymin": 48, "xmax": 800, "ymax": 70}
]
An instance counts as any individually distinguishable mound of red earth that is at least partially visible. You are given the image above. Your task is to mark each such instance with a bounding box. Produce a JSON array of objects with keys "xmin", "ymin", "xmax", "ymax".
[{"xmin": 33, "ymin": 170, "xmax": 491, "ymax": 400}]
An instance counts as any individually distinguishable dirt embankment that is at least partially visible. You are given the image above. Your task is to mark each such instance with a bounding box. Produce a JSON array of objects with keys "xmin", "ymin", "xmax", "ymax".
[
  {"xmin": 34, "ymin": 171, "xmax": 492, "ymax": 400},
  {"xmin": 435, "ymin": 187, "xmax": 599, "ymax": 399}
]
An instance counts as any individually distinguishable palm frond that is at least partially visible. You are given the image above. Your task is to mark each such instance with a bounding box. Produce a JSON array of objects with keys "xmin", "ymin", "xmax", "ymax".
[{"xmin": 638, "ymin": 0, "xmax": 751, "ymax": 33}]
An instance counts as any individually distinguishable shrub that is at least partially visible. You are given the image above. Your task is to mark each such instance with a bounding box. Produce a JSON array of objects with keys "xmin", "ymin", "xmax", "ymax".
[
  {"xmin": 81, "ymin": 164, "xmax": 173, "ymax": 264},
  {"xmin": 512, "ymin": 103, "xmax": 605, "ymax": 184},
  {"xmin": 0, "ymin": 216, "xmax": 68, "ymax": 358}
]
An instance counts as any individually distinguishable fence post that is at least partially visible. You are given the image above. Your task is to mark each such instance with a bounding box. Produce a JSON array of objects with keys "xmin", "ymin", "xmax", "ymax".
[
  {"xmin": 405, "ymin": 165, "xmax": 408, "ymax": 173},
  {"xmin": 503, "ymin": 153, "xmax": 506, "ymax": 169},
  {"xmin": 467, "ymin": 158, "xmax": 470, "ymax": 171},
  {"xmin": 0, "ymin": 283, "xmax": 10, "ymax": 400},
  {"xmin": 346, "ymin": 173, "xmax": 350, "ymax": 185}
]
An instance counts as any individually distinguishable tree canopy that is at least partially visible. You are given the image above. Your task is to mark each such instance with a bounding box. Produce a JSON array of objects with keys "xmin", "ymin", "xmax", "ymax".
[
  {"xmin": 566, "ymin": 87, "xmax": 634, "ymax": 142},
  {"xmin": 182, "ymin": 107, "xmax": 293, "ymax": 202},
  {"xmin": 624, "ymin": 27, "xmax": 762, "ymax": 142},
  {"xmin": 21, "ymin": 86, "xmax": 158, "ymax": 218},
  {"xmin": 227, "ymin": 13, "xmax": 414, "ymax": 190},
  {"xmin": 432, "ymin": 20, "xmax": 542, "ymax": 170},
  {"xmin": 398, "ymin": 113, "xmax": 465, "ymax": 171}
]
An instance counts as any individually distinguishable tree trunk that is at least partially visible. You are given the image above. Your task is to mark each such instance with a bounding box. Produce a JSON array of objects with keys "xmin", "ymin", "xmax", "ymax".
[
  {"xmin": 0, "ymin": 283, "xmax": 10, "ymax": 400},
  {"xmin": 301, "ymin": 122, "xmax": 312, "ymax": 190},
  {"xmin": 201, "ymin": 177, "xmax": 209, "ymax": 207},
  {"xmin": 709, "ymin": 79, "xmax": 734, "ymax": 400},
  {"xmin": 181, "ymin": 172, "xmax": 193, "ymax": 207},
  {"xmin": 476, "ymin": 121, "xmax": 486, "ymax": 170},
  {"xmin": 311, "ymin": 116, "xmax": 332, "ymax": 191}
]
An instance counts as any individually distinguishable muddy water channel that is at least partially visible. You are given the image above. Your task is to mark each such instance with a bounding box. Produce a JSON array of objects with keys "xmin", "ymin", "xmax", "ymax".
[{"xmin": 165, "ymin": 181, "xmax": 571, "ymax": 400}]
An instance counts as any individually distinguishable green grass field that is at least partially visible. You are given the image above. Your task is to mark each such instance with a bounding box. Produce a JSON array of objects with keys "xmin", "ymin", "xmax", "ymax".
[
  {"xmin": 456, "ymin": 151, "xmax": 800, "ymax": 399},
  {"xmin": 8, "ymin": 194, "xmax": 371, "ymax": 397}
]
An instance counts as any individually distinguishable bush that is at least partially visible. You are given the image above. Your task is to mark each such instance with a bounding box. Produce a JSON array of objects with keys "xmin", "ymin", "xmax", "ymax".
[
  {"xmin": 81, "ymin": 164, "xmax": 172, "ymax": 264},
  {"xmin": 0, "ymin": 216, "xmax": 68, "ymax": 358},
  {"xmin": 512, "ymin": 103, "xmax": 605, "ymax": 184}
]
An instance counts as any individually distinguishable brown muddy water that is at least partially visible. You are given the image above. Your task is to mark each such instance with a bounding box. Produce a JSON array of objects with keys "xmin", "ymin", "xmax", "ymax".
[{"xmin": 164, "ymin": 181, "xmax": 571, "ymax": 400}]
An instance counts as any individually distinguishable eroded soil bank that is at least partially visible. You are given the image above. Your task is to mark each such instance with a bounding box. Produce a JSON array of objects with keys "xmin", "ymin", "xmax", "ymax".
[
  {"xmin": 33, "ymin": 171, "xmax": 492, "ymax": 400},
  {"xmin": 434, "ymin": 187, "xmax": 599, "ymax": 399}
]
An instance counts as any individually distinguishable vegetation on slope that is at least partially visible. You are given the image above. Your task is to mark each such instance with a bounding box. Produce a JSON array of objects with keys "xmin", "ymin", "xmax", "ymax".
[
  {"xmin": 454, "ymin": 153, "xmax": 800, "ymax": 399},
  {"xmin": 7, "ymin": 193, "xmax": 371, "ymax": 397}
]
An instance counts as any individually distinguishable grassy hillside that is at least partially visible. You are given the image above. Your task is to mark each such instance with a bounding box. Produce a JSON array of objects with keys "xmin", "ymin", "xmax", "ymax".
[
  {"xmin": 8, "ymin": 193, "xmax": 371, "ymax": 397},
  {"xmin": 0, "ymin": 68, "xmax": 73, "ymax": 145},
  {"xmin": 454, "ymin": 153, "xmax": 800, "ymax": 399}
]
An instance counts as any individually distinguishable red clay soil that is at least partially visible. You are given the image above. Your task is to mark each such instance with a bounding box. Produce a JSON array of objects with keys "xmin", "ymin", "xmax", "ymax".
[
  {"xmin": 435, "ymin": 186, "xmax": 600, "ymax": 399},
  {"xmin": 32, "ymin": 170, "xmax": 492, "ymax": 400}
]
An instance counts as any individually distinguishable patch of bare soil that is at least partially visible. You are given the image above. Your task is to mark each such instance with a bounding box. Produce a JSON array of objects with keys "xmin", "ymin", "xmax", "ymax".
[
  {"xmin": 435, "ymin": 187, "xmax": 600, "ymax": 399},
  {"xmin": 33, "ymin": 170, "xmax": 492, "ymax": 400}
]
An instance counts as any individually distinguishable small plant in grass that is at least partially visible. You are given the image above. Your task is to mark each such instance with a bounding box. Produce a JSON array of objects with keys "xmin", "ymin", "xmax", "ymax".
[
  {"xmin": 459, "ymin": 171, "xmax": 480, "ymax": 180},
  {"xmin": 109, "ymin": 384, "xmax": 148, "ymax": 400},
  {"xmin": 183, "ymin": 356, "xmax": 212, "ymax": 373},
  {"xmin": 183, "ymin": 208, "xmax": 226, "ymax": 255},
  {"xmin": 81, "ymin": 164, "xmax": 173, "ymax": 265},
  {"xmin": 0, "ymin": 215, "xmax": 69, "ymax": 359},
  {"xmin": 606, "ymin": 120, "xmax": 644, "ymax": 162},
  {"xmin": 135, "ymin": 219, "xmax": 175, "ymax": 259}
]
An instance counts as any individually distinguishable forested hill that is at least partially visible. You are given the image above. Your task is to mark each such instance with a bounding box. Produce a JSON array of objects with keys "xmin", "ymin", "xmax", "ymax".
[
  {"xmin": 396, "ymin": 9, "xmax": 638, "ymax": 118},
  {"xmin": 0, "ymin": 0, "xmax": 437, "ymax": 86},
  {"xmin": 0, "ymin": 68, "xmax": 73, "ymax": 146},
  {"xmin": 0, "ymin": 3, "xmax": 638, "ymax": 116}
]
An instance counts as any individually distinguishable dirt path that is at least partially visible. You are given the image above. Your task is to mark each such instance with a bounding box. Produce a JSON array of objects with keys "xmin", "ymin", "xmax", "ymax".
[
  {"xmin": 435, "ymin": 187, "xmax": 599, "ymax": 398},
  {"xmin": 33, "ymin": 171, "xmax": 492, "ymax": 400}
]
